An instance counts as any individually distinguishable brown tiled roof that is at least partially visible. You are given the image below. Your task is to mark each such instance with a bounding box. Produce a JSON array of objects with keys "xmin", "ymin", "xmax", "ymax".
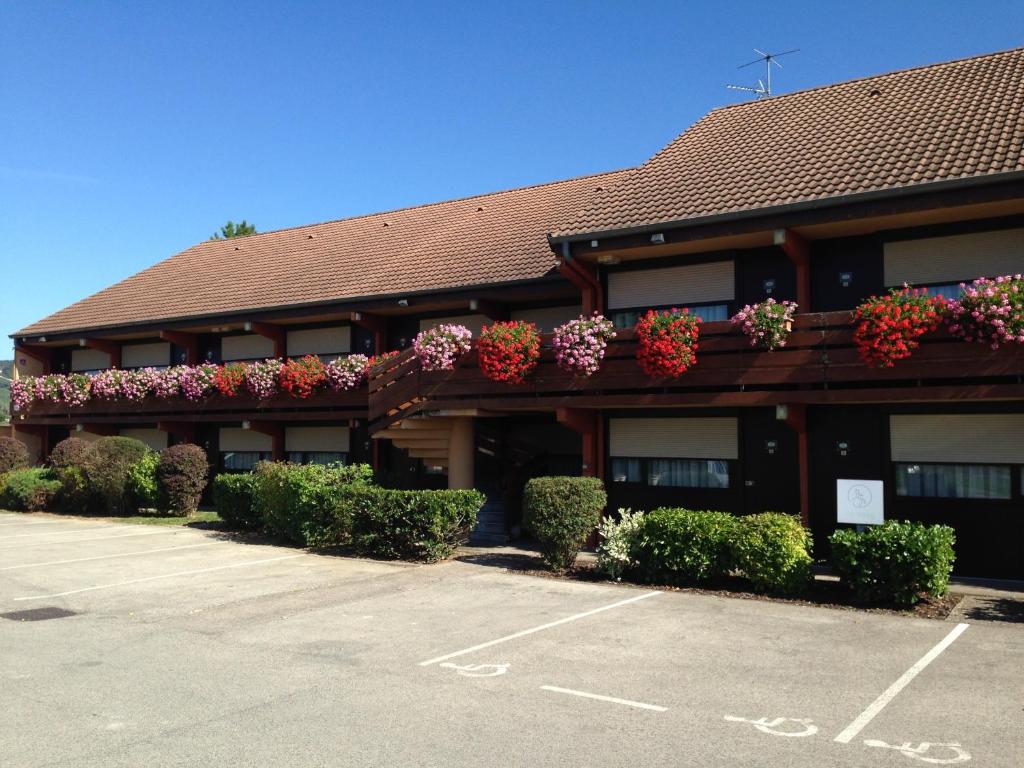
[
  {"xmin": 15, "ymin": 170, "xmax": 628, "ymax": 337},
  {"xmin": 555, "ymin": 48, "xmax": 1024, "ymax": 239}
]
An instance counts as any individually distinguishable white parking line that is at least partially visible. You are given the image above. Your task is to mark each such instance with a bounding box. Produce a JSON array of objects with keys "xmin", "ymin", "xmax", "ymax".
[
  {"xmin": 834, "ymin": 622, "xmax": 969, "ymax": 744},
  {"xmin": 0, "ymin": 518, "xmax": 67, "ymax": 526},
  {"xmin": 0, "ymin": 528, "xmax": 186, "ymax": 550},
  {"xmin": 0, "ymin": 524, "xmax": 133, "ymax": 540},
  {"xmin": 417, "ymin": 591, "xmax": 660, "ymax": 666},
  {"xmin": 541, "ymin": 685, "xmax": 667, "ymax": 712},
  {"xmin": 13, "ymin": 554, "xmax": 305, "ymax": 600},
  {"xmin": 0, "ymin": 541, "xmax": 220, "ymax": 571}
]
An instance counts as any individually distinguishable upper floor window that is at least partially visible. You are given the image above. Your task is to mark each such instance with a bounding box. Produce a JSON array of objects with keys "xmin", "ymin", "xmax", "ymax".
[
  {"xmin": 894, "ymin": 462, "xmax": 1012, "ymax": 500},
  {"xmin": 611, "ymin": 303, "xmax": 730, "ymax": 330}
]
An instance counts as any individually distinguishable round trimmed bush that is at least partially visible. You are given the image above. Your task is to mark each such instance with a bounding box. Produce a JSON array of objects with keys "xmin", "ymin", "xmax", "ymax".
[
  {"xmin": 83, "ymin": 436, "xmax": 150, "ymax": 514},
  {"xmin": 632, "ymin": 508, "xmax": 737, "ymax": 585},
  {"xmin": 0, "ymin": 437, "xmax": 30, "ymax": 474},
  {"xmin": 213, "ymin": 473, "xmax": 260, "ymax": 530},
  {"xmin": 49, "ymin": 437, "xmax": 93, "ymax": 469},
  {"xmin": 731, "ymin": 512, "xmax": 813, "ymax": 595},
  {"xmin": 157, "ymin": 444, "xmax": 209, "ymax": 516},
  {"xmin": 523, "ymin": 476, "xmax": 606, "ymax": 571}
]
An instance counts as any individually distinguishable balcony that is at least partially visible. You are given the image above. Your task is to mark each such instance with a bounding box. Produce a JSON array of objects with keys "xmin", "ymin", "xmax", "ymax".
[{"xmin": 368, "ymin": 310, "xmax": 1024, "ymax": 431}]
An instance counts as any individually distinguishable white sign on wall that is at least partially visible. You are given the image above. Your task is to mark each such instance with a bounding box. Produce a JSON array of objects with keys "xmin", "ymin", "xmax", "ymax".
[{"xmin": 836, "ymin": 479, "xmax": 884, "ymax": 525}]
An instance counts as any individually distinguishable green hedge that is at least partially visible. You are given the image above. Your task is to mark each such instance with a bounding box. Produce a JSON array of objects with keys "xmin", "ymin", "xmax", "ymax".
[
  {"xmin": 254, "ymin": 462, "xmax": 374, "ymax": 545},
  {"xmin": 84, "ymin": 436, "xmax": 150, "ymax": 514},
  {"xmin": 55, "ymin": 466, "xmax": 92, "ymax": 514},
  {"xmin": 126, "ymin": 452, "xmax": 160, "ymax": 511},
  {"xmin": 731, "ymin": 513, "xmax": 813, "ymax": 594},
  {"xmin": 523, "ymin": 476, "xmax": 606, "ymax": 571},
  {"xmin": 2, "ymin": 468, "xmax": 61, "ymax": 511},
  {"xmin": 830, "ymin": 521, "xmax": 956, "ymax": 607},
  {"xmin": 632, "ymin": 508, "xmax": 737, "ymax": 585},
  {"xmin": 348, "ymin": 486, "xmax": 485, "ymax": 561},
  {"xmin": 212, "ymin": 473, "xmax": 260, "ymax": 530}
]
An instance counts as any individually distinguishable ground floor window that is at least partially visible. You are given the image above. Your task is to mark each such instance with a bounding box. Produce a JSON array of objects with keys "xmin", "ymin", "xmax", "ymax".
[
  {"xmin": 894, "ymin": 462, "xmax": 1012, "ymax": 500},
  {"xmin": 287, "ymin": 451, "xmax": 348, "ymax": 466},
  {"xmin": 611, "ymin": 303, "xmax": 729, "ymax": 329},
  {"xmin": 222, "ymin": 451, "xmax": 271, "ymax": 472},
  {"xmin": 611, "ymin": 457, "xmax": 730, "ymax": 488}
]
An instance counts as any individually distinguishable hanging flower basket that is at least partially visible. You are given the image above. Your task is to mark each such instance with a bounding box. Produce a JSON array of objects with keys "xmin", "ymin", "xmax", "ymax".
[
  {"xmin": 59, "ymin": 373, "xmax": 92, "ymax": 407},
  {"xmin": 325, "ymin": 354, "xmax": 370, "ymax": 391},
  {"xmin": 552, "ymin": 313, "xmax": 616, "ymax": 377},
  {"xmin": 635, "ymin": 308, "xmax": 701, "ymax": 378},
  {"xmin": 853, "ymin": 286, "xmax": 945, "ymax": 368},
  {"xmin": 946, "ymin": 274, "xmax": 1024, "ymax": 350},
  {"xmin": 279, "ymin": 355, "xmax": 327, "ymax": 398},
  {"xmin": 90, "ymin": 369, "xmax": 124, "ymax": 400},
  {"xmin": 413, "ymin": 324, "xmax": 473, "ymax": 371},
  {"xmin": 731, "ymin": 298, "xmax": 798, "ymax": 351},
  {"xmin": 367, "ymin": 350, "xmax": 400, "ymax": 369},
  {"xmin": 244, "ymin": 359, "xmax": 283, "ymax": 400},
  {"xmin": 478, "ymin": 320, "xmax": 541, "ymax": 384},
  {"xmin": 213, "ymin": 363, "xmax": 247, "ymax": 397},
  {"xmin": 178, "ymin": 364, "xmax": 219, "ymax": 401}
]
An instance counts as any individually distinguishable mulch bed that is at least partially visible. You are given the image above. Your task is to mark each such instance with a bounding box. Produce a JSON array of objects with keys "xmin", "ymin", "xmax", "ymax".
[{"xmin": 457, "ymin": 551, "xmax": 963, "ymax": 620}]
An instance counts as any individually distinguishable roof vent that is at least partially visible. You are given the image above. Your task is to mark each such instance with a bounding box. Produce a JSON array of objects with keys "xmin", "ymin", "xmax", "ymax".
[
  {"xmin": 869, "ymin": 87, "xmax": 882, "ymax": 97},
  {"xmin": 307, "ymin": 233, "xmax": 316, "ymax": 239},
  {"xmin": 383, "ymin": 222, "xmax": 390, "ymax": 227},
  {"xmin": 476, "ymin": 206, "xmax": 484, "ymax": 212},
  {"xmin": 595, "ymin": 186, "xmax": 604, "ymax": 192},
  {"xmin": 234, "ymin": 246, "xmax": 240, "ymax": 251}
]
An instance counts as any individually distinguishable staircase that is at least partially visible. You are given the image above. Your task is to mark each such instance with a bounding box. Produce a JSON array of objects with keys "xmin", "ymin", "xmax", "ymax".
[
  {"xmin": 372, "ymin": 416, "xmax": 454, "ymax": 468},
  {"xmin": 471, "ymin": 499, "xmax": 508, "ymax": 546}
]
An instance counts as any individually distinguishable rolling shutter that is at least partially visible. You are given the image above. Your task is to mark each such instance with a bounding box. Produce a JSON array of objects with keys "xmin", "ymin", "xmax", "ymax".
[
  {"xmin": 122, "ymin": 342, "xmax": 171, "ymax": 368},
  {"xmin": 609, "ymin": 417, "xmax": 738, "ymax": 459},
  {"xmin": 221, "ymin": 334, "xmax": 275, "ymax": 361},
  {"xmin": 219, "ymin": 428, "xmax": 272, "ymax": 452},
  {"xmin": 119, "ymin": 428, "xmax": 168, "ymax": 451},
  {"xmin": 71, "ymin": 348, "xmax": 110, "ymax": 372},
  {"xmin": 607, "ymin": 261, "xmax": 735, "ymax": 310},
  {"xmin": 510, "ymin": 306, "xmax": 582, "ymax": 332},
  {"xmin": 286, "ymin": 327, "xmax": 351, "ymax": 357},
  {"xmin": 418, "ymin": 314, "xmax": 489, "ymax": 336},
  {"xmin": 884, "ymin": 228, "xmax": 1024, "ymax": 287},
  {"xmin": 285, "ymin": 426, "xmax": 350, "ymax": 453},
  {"xmin": 890, "ymin": 414, "xmax": 1024, "ymax": 464}
]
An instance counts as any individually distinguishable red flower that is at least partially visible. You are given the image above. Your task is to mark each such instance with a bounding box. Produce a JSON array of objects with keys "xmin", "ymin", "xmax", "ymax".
[
  {"xmin": 278, "ymin": 355, "xmax": 327, "ymax": 399},
  {"xmin": 213, "ymin": 363, "xmax": 246, "ymax": 396},
  {"xmin": 635, "ymin": 308, "xmax": 701, "ymax": 378},
  {"xmin": 853, "ymin": 287, "xmax": 945, "ymax": 368},
  {"xmin": 478, "ymin": 321, "xmax": 541, "ymax": 384}
]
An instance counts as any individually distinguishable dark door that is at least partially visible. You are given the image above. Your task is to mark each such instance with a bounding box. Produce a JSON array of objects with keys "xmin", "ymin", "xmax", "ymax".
[{"xmin": 741, "ymin": 408, "xmax": 800, "ymax": 516}]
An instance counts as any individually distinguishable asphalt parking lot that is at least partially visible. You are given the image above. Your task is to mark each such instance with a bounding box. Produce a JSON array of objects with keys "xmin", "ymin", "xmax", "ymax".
[{"xmin": 1, "ymin": 511, "xmax": 1022, "ymax": 768}]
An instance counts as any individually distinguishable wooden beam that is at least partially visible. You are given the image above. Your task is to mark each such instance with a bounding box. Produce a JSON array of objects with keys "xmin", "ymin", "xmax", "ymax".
[
  {"xmin": 781, "ymin": 403, "xmax": 810, "ymax": 528},
  {"xmin": 350, "ymin": 312, "xmax": 387, "ymax": 355},
  {"xmin": 556, "ymin": 407, "xmax": 600, "ymax": 477},
  {"xmin": 246, "ymin": 322, "xmax": 286, "ymax": 358},
  {"xmin": 246, "ymin": 421, "xmax": 285, "ymax": 460},
  {"xmin": 78, "ymin": 424, "xmax": 119, "ymax": 436},
  {"xmin": 774, "ymin": 228, "xmax": 811, "ymax": 311},
  {"xmin": 14, "ymin": 344, "xmax": 53, "ymax": 374},
  {"xmin": 157, "ymin": 421, "xmax": 196, "ymax": 442},
  {"xmin": 559, "ymin": 257, "xmax": 604, "ymax": 316},
  {"xmin": 159, "ymin": 330, "xmax": 199, "ymax": 364},
  {"xmin": 469, "ymin": 299, "xmax": 508, "ymax": 321}
]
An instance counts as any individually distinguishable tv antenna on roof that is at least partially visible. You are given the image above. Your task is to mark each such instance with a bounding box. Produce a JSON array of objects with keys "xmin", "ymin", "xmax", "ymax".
[{"xmin": 726, "ymin": 48, "xmax": 799, "ymax": 99}]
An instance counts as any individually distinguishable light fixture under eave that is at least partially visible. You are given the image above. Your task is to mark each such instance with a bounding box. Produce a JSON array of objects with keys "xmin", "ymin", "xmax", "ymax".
[
  {"xmin": 241, "ymin": 420, "xmax": 251, "ymax": 430},
  {"xmin": 597, "ymin": 254, "xmax": 621, "ymax": 265},
  {"xmin": 397, "ymin": 299, "xmax": 410, "ymax": 307},
  {"xmin": 650, "ymin": 233, "xmax": 666, "ymax": 244}
]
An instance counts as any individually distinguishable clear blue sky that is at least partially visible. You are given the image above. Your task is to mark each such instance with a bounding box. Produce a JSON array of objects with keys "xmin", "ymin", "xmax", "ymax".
[{"xmin": 3, "ymin": 0, "xmax": 1022, "ymax": 339}]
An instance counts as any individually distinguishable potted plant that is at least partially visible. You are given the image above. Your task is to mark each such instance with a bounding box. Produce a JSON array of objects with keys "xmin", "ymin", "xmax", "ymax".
[
  {"xmin": 946, "ymin": 274, "xmax": 1024, "ymax": 350},
  {"xmin": 213, "ymin": 362, "xmax": 247, "ymax": 397},
  {"xmin": 279, "ymin": 355, "xmax": 328, "ymax": 398},
  {"xmin": 731, "ymin": 298, "xmax": 798, "ymax": 351},
  {"xmin": 552, "ymin": 313, "xmax": 616, "ymax": 377},
  {"xmin": 635, "ymin": 308, "xmax": 701, "ymax": 378},
  {"xmin": 478, "ymin": 320, "xmax": 541, "ymax": 384},
  {"xmin": 244, "ymin": 359, "xmax": 283, "ymax": 400},
  {"xmin": 413, "ymin": 324, "xmax": 473, "ymax": 371},
  {"xmin": 325, "ymin": 354, "xmax": 370, "ymax": 391},
  {"xmin": 853, "ymin": 286, "xmax": 945, "ymax": 368}
]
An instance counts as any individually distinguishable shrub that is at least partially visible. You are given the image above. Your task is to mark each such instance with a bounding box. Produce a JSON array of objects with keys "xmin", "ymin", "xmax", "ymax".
[
  {"xmin": 212, "ymin": 473, "xmax": 260, "ymax": 530},
  {"xmin": 349, "ymin": 486, "xmax": 485, "ymax": 561},
  {"xmin": 632, "ymin": 508, "xmax": 737, "ymax": 585},
  {"xmin": 49, "ymin": 437, "xmax": 93, "ymax": 469},
  {"xmin": 157, "ymin": 444, "xmax": 209, "ymax": 516},
  {"xmin": 830, "ymin": 521, "xmax": 956, "ymax": 607},
  {"xmin": 126, "ymin": 451, "xmax": 160, "ymax": 510},
  {"xmin": 731, "ymin": 513, "xmax": 813, "ymax": 595},
  {"xmin": 254, "ymin": 462, "xmax": 374, "ymax": 545},
  {"xmin": 2, "ymin": 468, "xmax": 61, "ymax": 511},
  {"xmin": 595, "ymin": 507, "xmax": 645, "ymax": 580},
  {"xmin": 0, "ymin": 436, "xmax": 30, "ymax": 474},
  {"xmin": 55, "ymin": 466, "xmax": 92, "ymax": 514},
  {"xmin": 523, "ymin": 476, "xmax": 606, "ymax": 571},
  {"xmin": 83, "ymin": 436, "xmax": 150, "ymax": 514}
]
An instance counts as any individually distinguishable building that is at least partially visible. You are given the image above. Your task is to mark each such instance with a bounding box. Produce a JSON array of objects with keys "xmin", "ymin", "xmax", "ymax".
[{"xmin": 11, "ymin": 49, "xmax": 1024, "ymax": 576}]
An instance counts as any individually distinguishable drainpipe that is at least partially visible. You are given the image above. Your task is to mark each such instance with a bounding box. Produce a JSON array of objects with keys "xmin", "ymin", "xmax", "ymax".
[{"xmin": 557, "ymin": 241, "xmax": 604, "ymax": 316}]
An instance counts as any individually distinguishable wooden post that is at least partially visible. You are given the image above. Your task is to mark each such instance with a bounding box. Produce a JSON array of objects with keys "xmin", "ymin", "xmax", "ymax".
[
  {"xmin": 247, "ymin": 322, "xmax": 286, "ymax": 358},
  {"xmin": 775, "ymin": 228, "xmax": 811, "ymax": 311},
  {"xmin": 782, "ymin": 403, "xmax": 810, "ymax": 527},
  {"xmin": 350, "ymin": 312, "xmax": 387, "ymax": 356},
  {"xmin": 159, "ymin": 330, "xmax": 199, "ymax": 364},
  {"xmin": 248, "ymin": 421, "xmax": 285, "ymax": 461},
  {"xmin": 558, "ymin": 257, "xmax": 604, "ymax": 316},
  {"xmin": 78, "ymin": 338, "xmax": 121, "ymax": 369},
  {"xmin": 15, "ymin": 345, "xmax": 53, "ymax": 374},
  {"xmin": 556, "ymin": 407, "xmax": 601, "ymax": 478},
  {"xmin": 157, "ymin": 421, "xmax": 197, "ymax": 443}
]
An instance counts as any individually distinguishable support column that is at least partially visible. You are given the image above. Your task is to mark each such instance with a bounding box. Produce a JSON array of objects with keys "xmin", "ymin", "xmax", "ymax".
[
  {"xmin": 248, "ymin": 421, "xmax": 285, "ymax": 461},
  {"xmin": 447, "ymin": 417, "xmax": 475, "ymax": 490},
  {"xmin": 245, "ymin": 322, "xmax": 286, "ymax": 358},
  {"xmin": 352, "ymin": 311, "xmax": 389, "ymax": 474},
  {"xmin": 157, "ymin": 421, "xmax": 197, "ymax": 444},
  {"xmin": 15, "ymin": 345, "xmax": 54, "ymax": 375},
  {"xmin": 159, "ymin": 331, "xmax": 199, "ymax": 364},
  {"xmin": 781, "ymin": 403, "xmax": 810, "ymax": 527},
  {"xmin": 774, "ymin": 228, "xmax": 811, "ymax": 311},
  {"xmin": 79, "ymin": 338, "xmax": 122, "ymax": 369},
  {"xmin": 556, "ymin": 407, "xmax": 601, "ymax": 477}
]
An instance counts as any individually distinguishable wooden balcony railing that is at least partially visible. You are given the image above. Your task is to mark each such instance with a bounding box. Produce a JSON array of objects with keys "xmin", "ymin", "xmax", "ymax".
[{"xmin": 367, "ymin": 311, "xmax": 1024, "ymax": 432}]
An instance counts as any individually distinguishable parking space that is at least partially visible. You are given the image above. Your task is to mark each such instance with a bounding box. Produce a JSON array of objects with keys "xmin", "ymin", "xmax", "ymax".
[{"xmin": 1, "ymin": 511, "xmax": 1021, "ymax": 767}]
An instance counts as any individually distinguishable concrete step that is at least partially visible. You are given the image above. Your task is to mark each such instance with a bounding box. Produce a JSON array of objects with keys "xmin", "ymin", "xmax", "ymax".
[{"xmin": 469, "ymin": 530, "xmax": 510, "ymax": 546}]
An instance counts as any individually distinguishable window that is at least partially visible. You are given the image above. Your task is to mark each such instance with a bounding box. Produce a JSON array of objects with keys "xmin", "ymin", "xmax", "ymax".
[
  {"xmin": 611, "ymin": 303, "xmax": 729, "ymax": 330},
  {"xmin": 922, "ymin": 283, "xmax": 963, "ymax": 302},
  {"xmin": 222, "ymin": 451, "xmax": 271, "ymax": 472},
  {"xmin": 287, "ymin": 451, "xmax": 348, "ymax": 466},
  {"xmin": 894, "ymin": 463, "xmax": 1011, "ymax": 500},
  {"xmin": 611, "ymin": 457, "xmax": 730, "ymax": 489}
]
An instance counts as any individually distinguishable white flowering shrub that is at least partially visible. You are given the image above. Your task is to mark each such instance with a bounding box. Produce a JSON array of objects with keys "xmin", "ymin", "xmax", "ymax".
[{"xmin": 595, "ymin": 507, "xmax": 645, "ymax": 580}]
